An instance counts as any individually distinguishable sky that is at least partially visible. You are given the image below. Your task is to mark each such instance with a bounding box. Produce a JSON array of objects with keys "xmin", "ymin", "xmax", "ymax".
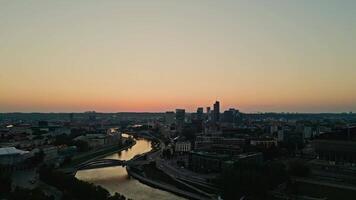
[{"xmin": 1, "ymin": 0, "xmax": 356, "ymax": 113}]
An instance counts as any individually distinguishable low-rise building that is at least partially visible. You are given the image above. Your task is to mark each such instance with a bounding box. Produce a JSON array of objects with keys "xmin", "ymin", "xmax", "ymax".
[
  {"xmin": 312, "ymin": 126, "xmax": 356, "ymax": 165},
  {"xmin": 195, "ymin": 136, "xmax": 245, "ymax": 155},
  {"xmin": 278, "ymin": 131, "xmax": 304, "ymax": 145},
  {"xmin": 41, "ymin": 146, "xmax": 59, "ymax": 162},
  {"xmin": 189, "ymin": 151, "xmax": 230, "ymax": 173},
  {"xmin": 51, "ymin": 127, "xmax": 71, "ymax": 136},
  {"xmin": 58, "ymin": 145, "xmax": 77, "ymax": 158},
  {"xmin": 74, "ymin": 132, "xmax": 122, "ymax": 149},
  {"xmin": 250, "ymin": 138, "xmax": 278, "ymax": 149},
  {"xmin": 175, "ymin": 141, "xmax": 191, "ymax": 153},
  {"xmin": 0, "ymin": 147, "xmax": 29, "ymax": 167},
  {"xmin": 189, "ymin": 151, "xmax": 263, "ymax": 173}
]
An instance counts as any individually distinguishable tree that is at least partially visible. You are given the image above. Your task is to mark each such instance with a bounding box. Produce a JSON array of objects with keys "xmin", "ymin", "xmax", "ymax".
[
  {"xmin": 288, "ymin": 160, "xmax": 310, "ymax": 177},
  {"xmin": 39, "ymin": 165, "xmax": 127, "ymax": 200}
]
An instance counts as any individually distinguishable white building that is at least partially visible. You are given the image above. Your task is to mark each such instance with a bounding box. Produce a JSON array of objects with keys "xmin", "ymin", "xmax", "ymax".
[
  {"xmin": 175, "ymin": 141, "xmax": 191, "ymax": 153},
  {"xmin": 0, "ymin": 147, "xmax": 29, "ymax": 166}
]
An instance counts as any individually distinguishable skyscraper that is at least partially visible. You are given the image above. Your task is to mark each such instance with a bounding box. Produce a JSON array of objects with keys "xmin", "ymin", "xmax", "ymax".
[
  {"xmin": 165, "ymin": 111, "xmax": 175, "ymax": 125},
  {"xmin": 213, "ymin": 101, "xmax": 220, "ymax": 122},
  {"xmin": 206, "ymin": 107, "xmax": 211, "ymax": 120},
  {"xmin": 175, "ymin": 109, "xmax": 185, "ymax": 122},
  {"xmin": 175, "ymin": 109, "xmax": 185, "ymax": 133},
  {"xmin": 197, "ymin": 107, "xmax": 204, "ymax": 120}
]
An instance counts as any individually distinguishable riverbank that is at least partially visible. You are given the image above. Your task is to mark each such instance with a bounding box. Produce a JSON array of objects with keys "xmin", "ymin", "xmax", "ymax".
[
  {"xmin": 60, "ymin": 139, "xmax": 136, "ymax": 174},
  {"xmin": 127, "ymin": 166, "xmax": 212, "ymax": 200},
  {"xmin": 72, "ymin": 133, "xmax": 205, "ymax": 199},
  {"xmin": 125, "ymin": 137, "xmax": 214, "ymax": 200},
  {"xmin": 40, "ymin": 166, "xmax": 127, "ymax": 200},
  {"xmin": 75, "ymin": 136, "xmax": 188, "ymax": 199}
]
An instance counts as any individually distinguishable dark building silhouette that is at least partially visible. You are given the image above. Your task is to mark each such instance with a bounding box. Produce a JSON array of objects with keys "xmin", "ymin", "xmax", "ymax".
[
  {"xmin": 223, "ymin": 110, "xmax": 234, "ymax": 123},
  {"xmin": 213, "ymin": 101, "xmax": 220, "ymax": 122},
  {"xmin": 206, "ymin": 107, "xmax": 211, "ymax": 120},
  {"xmin": 196, "ymin": 107, "xmax": 204, "ymax": 120},
  {"xmin": 175, "ymin": 109, "xmax": 185, "ymax": 122},
  {"xmin": 175, "ymin": 109, "xmax": 185, "ymax": 133},
  {"xmin": 313, "ymin": 126, "xmax": 356, "ymax": 164}
]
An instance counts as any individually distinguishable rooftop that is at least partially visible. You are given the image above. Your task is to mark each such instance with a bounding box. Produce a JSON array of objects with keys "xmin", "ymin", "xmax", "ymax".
[{"xmin": 0, "ymin": 147, "xmax": 29, "ymax": 156}]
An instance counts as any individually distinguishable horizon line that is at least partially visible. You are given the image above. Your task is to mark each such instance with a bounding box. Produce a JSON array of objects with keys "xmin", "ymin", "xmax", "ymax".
[{"xmin": 1, "ymin": 111, "xmax": 355, "ymax": 115}]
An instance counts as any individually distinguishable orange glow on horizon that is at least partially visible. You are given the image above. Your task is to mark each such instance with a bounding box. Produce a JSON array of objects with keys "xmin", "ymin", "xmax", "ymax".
[{"xmin": 0, "ymin": 1, "xmax": 355, "ymax": 113}]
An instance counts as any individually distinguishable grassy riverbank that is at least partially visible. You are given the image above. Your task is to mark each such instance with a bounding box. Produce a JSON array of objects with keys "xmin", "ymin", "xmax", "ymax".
[{"xmin": 62, "ymin": 139, "xmax": 135, "ymax": 169}]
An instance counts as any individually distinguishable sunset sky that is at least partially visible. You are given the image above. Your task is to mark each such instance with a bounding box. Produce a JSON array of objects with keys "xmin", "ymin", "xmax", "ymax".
[{"xmin": 1, "ymin": 0, "xmax": 355, "ymax": 113}]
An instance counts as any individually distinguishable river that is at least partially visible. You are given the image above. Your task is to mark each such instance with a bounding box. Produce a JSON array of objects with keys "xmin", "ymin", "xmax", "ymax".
[{"xmin": 75, "ymin": 135, "xmax": 186, "ymax": 200}]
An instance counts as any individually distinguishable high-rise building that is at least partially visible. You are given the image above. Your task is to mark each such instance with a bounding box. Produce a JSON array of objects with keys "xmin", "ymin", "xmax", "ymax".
[
  {"xmin": 175, "ymin": 109, "xmax": 185, "ymax": 123},
  {"xmin": 213, "ymin": 101, "xmax": 220, "ymax": 122},
  {"xmin": 223, "ymin": 110, "xmax": 234, "ymax": 123},
  {"xmin": 197, "ymin": 107, "xmax": 204, "ymax": 120},
  {"xmin": 206, "ymin": 107, "xmax": 211, "ymax": 120},
  {"xmin": 175, "ymin": 109, "xmax": 185, "ymax": 133},
  {"xmin": 165, "ymin": 111, "xmax": 175, "ymax": 125}
]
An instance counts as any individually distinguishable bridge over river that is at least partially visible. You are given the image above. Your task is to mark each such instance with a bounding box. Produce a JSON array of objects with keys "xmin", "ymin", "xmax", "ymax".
[
  {"xmin": 75, "ymin": 135, "xmax": 185, "ymax": 200},
  {"xmin": 77, "ymin": 158, "xmax": 150, "ymax": 170},
  {"xmin": 62, "ymin": 153, "xmax": 151, "ymax": 174}
]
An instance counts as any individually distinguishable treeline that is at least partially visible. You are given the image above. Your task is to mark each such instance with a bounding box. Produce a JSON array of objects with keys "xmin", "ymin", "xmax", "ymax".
[
  {"xmin": 39, "ymin": 166, "xmax": 129, "ymax": 200},
  {"xmin": 0, "ymin": 169, "xmax": 53, "ymax": 200}
]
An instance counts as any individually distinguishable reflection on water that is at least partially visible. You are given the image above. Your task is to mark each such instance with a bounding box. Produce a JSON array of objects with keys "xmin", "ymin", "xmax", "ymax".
[{"xmin": 76, "ymin": 138, "xmax": 185, "ymax": 200}]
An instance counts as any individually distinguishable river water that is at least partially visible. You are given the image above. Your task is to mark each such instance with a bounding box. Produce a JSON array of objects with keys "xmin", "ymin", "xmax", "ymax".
[{"xmin": 75, "ymin": 136, "xmax": 185, "ymax": 200}]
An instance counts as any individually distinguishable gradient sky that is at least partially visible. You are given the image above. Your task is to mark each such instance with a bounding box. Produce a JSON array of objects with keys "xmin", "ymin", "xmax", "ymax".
[{"xmin": 1, "ymin": 0, "xmax": 356, "ymax": 113}]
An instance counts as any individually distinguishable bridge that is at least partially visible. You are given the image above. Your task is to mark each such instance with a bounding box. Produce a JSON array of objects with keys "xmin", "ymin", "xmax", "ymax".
[
  {"xmin": 75, "ymin": 155, "xmax": 151, "ymax": 171},
  {"xmin": 61, "ymin": 146, "xmax": 156, "ymax": 175},
  {"xmin": 77, "ymin": 159, "xmax": 129, "ymax": 170}
]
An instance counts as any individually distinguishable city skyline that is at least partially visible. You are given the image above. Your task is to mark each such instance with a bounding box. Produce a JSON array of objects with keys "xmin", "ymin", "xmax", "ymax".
[{"xmin": 1, "ymin": 1, "xmax": 356, "ymax": 113}]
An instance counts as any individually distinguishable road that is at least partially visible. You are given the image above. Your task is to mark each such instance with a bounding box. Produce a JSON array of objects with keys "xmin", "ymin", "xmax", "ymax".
[{"xmin": 295, "ymin": 177, "xmax": 356, "ymax": 191}]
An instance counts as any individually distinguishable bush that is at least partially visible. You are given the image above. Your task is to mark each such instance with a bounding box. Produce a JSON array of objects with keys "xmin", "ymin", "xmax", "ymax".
[{"xmin": 39, "ymin": 166, "xmax": 127, "ymax": 200}]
